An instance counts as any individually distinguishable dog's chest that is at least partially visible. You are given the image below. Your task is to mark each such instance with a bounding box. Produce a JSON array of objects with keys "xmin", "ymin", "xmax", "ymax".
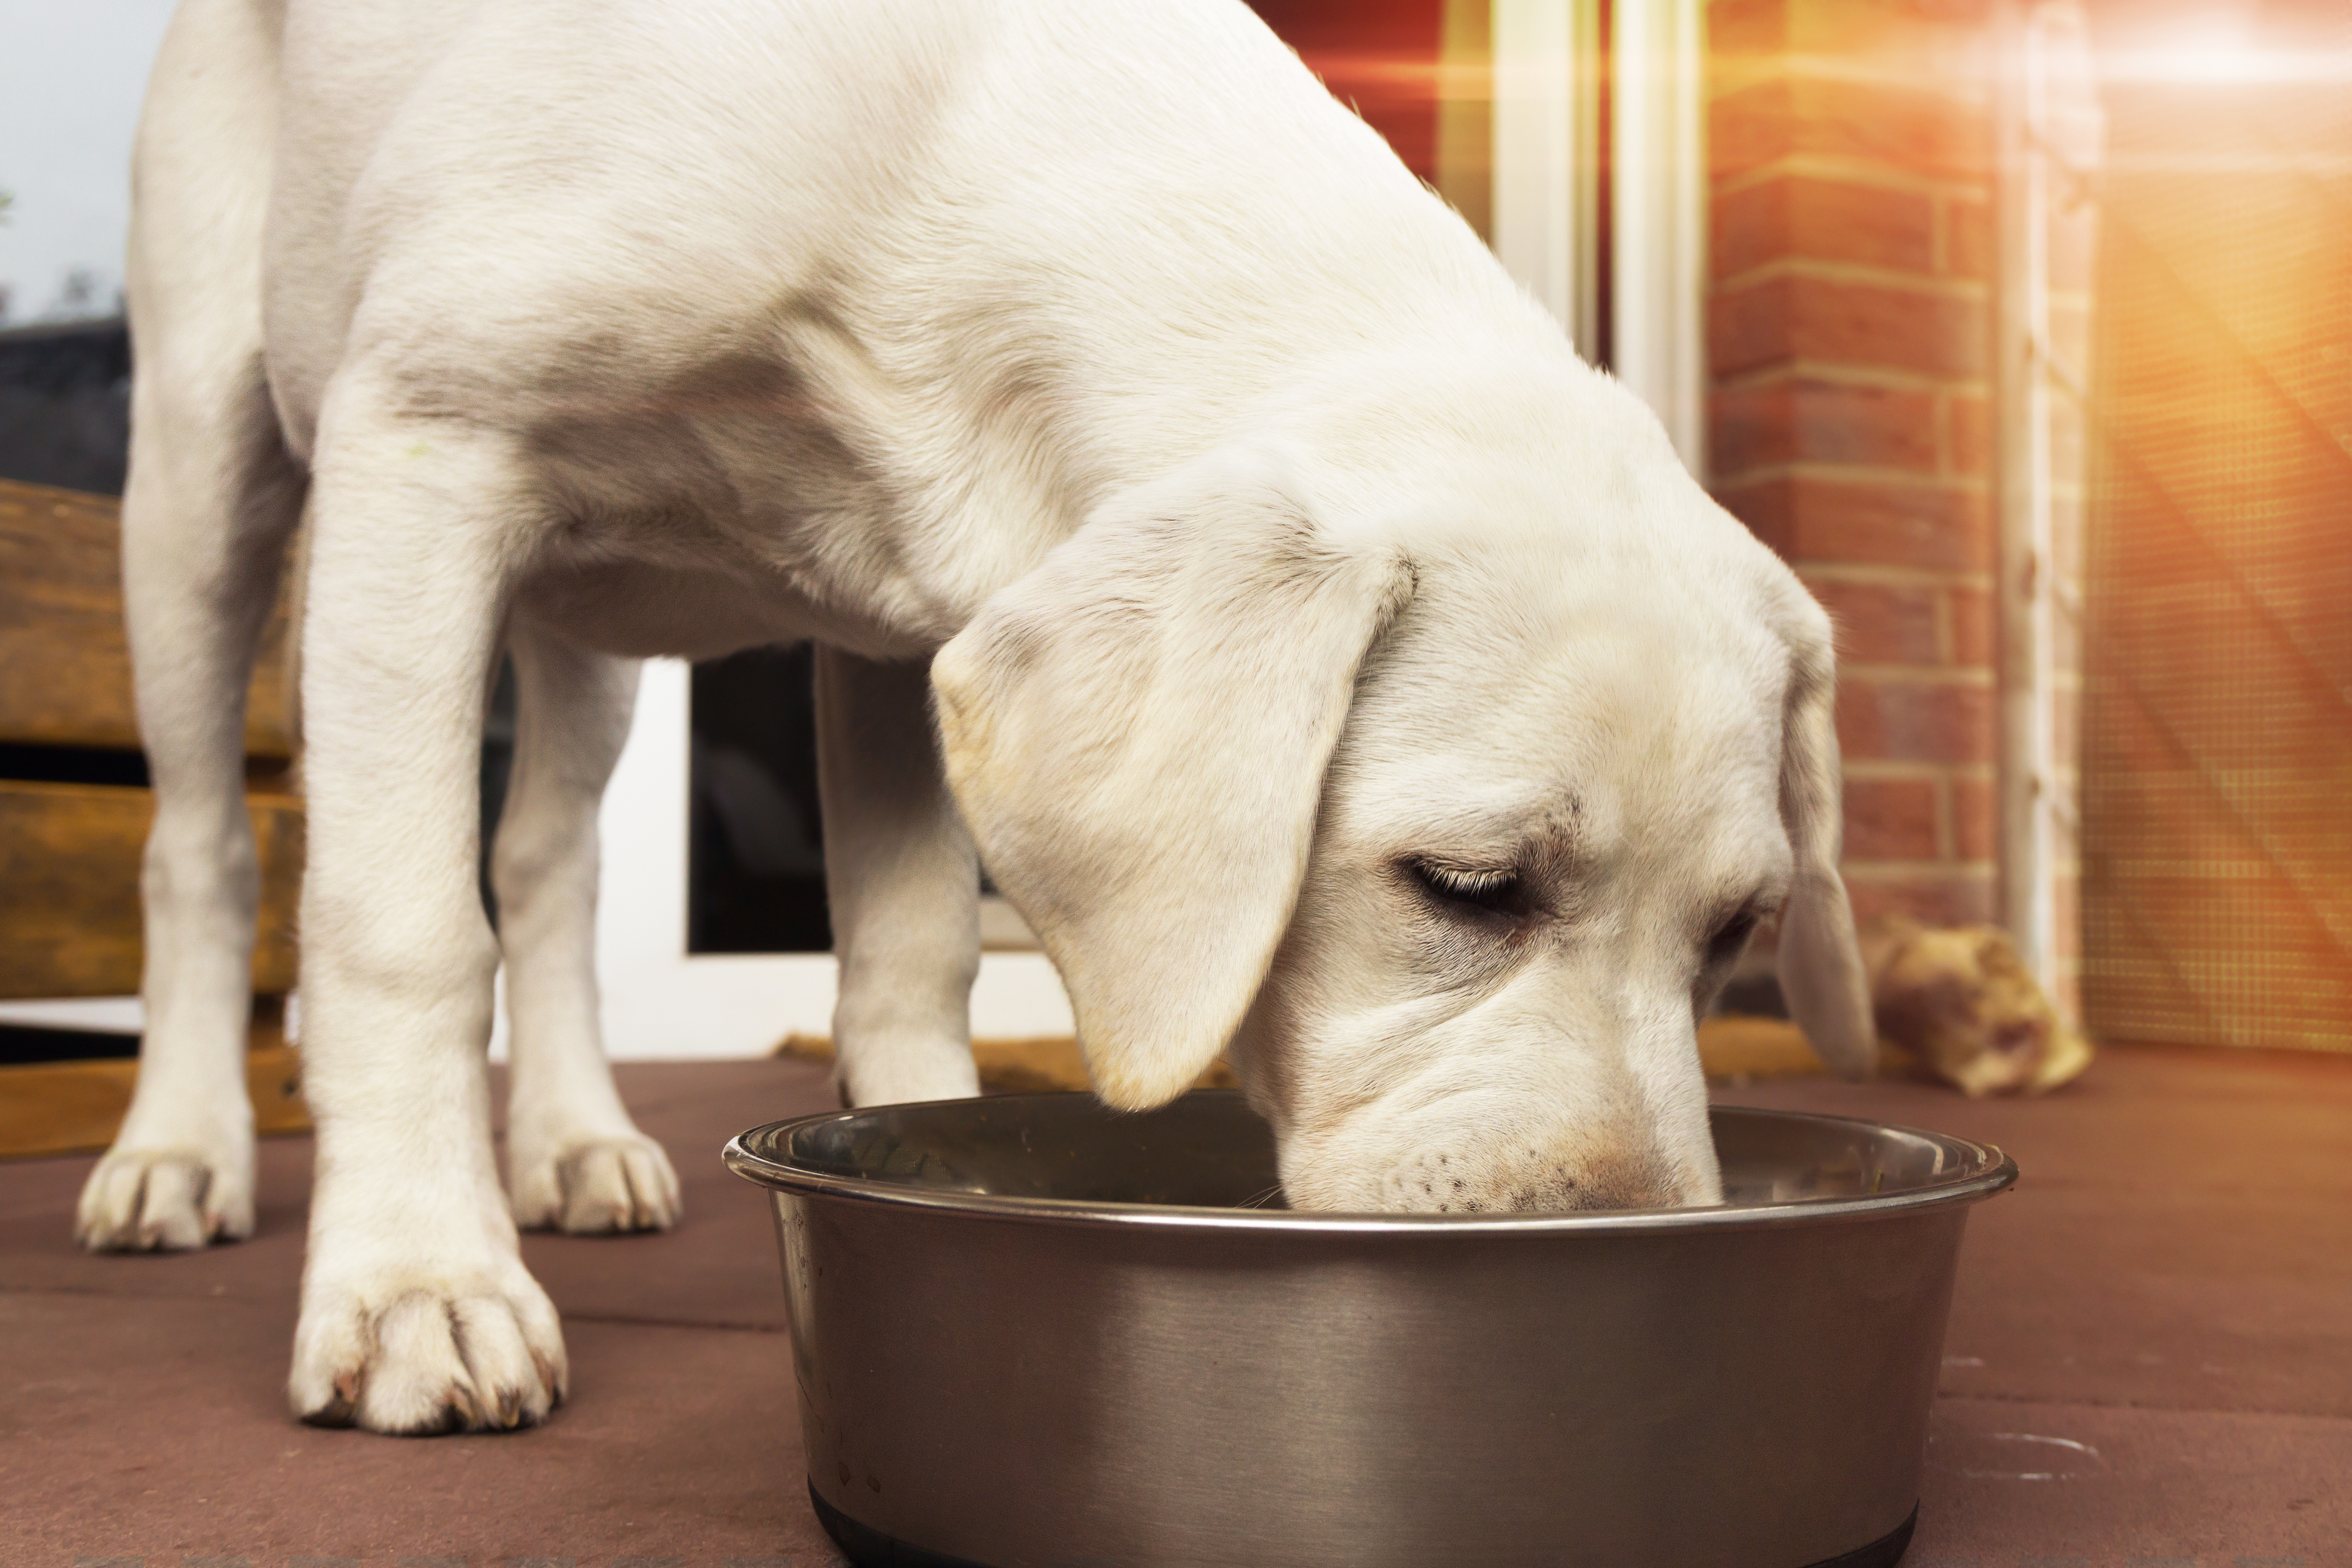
[{"xmin": 514, "ymin": 317, "xmax": 1083, "ymax": 661}]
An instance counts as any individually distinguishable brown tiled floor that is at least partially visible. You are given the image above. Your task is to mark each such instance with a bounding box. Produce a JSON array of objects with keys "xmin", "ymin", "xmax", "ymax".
[{"xmin": 2, "ymin": 1045, "xmax": 2347, "ymax": 1566}]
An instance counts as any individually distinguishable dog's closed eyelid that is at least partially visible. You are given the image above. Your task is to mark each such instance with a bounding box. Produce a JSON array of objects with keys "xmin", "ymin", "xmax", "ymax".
[
  {"xmin": 1375, "ymin": 794, "xmax": 1580, "ymax": 875},
  {"xmin": 1400, "ymin": 857, "xmax": 1525, "ymax": 916},
  {"xmin": 1410, "ymin": 857, "xmax": 1517, "ymax": 887}
]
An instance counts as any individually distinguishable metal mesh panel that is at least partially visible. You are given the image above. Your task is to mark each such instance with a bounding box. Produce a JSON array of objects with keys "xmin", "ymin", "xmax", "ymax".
[{"xmin": 2081, "ymin": 20, "xmax": 2352, "ymax": 1050}]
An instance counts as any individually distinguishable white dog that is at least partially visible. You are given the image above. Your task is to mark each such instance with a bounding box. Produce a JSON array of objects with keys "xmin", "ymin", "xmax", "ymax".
[{"xmin": 78, "ymin": 0, "xmax": 1874, "ymax": 1433}]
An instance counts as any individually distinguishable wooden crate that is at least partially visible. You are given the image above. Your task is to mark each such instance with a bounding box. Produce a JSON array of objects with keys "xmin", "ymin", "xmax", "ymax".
[
  {"xmin": 0, "ymin": 478, "xmax": 294, "ymax": 754},
  {"xmin": 0, "ymin": 478, "xmax": 304, "ymax": 1004},
  {"xmin": 0, "ymin": 1042, "xmax": 309, "ymax": 1161},
  {"xmin": 0, "ymin": 779, "xmax": 303, "ymax": 998}
]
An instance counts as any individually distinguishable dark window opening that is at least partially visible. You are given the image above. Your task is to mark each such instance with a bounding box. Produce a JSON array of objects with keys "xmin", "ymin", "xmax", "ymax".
[{"xmin": 689, "ymin": 644, "xmax": 832, "ymax": 953}]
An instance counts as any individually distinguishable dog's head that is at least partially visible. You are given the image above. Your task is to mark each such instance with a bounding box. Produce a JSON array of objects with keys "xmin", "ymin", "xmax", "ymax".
[{"xmin": 934, "ymin": 377, "xmax": 1872, "ymax": 1213}]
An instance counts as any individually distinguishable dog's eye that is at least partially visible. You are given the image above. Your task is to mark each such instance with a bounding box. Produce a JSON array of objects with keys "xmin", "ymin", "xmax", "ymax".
[
  {"xmin": 1408, "ymin": 859, "xmax": 1522, "ymax": 916},
  {"xmin": 1706, "ymin": 912, "xmax": 1759, "ymax": 968}
]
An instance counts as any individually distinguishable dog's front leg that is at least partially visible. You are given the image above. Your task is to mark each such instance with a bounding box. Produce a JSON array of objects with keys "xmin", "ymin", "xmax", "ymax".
[
  {"xmin": 495, "ymin": 620, "xmax": 681, "ymax": 1233},
  {"xmin": 77, "ymin": 385, "xmax": 301, "ymax": 1252},
  {"xmin": 287, "ymin": 399, "xmax": 562, "ymax": 1433},
  {"xmin": 814, "ymin": 647, "xmax": 982, "ymax": 1106}
]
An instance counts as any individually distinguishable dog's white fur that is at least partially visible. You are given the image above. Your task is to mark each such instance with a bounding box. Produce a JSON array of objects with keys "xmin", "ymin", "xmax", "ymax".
[{"xmin": 81, "ymin": 0, "xmax": 1874, "ymax": 1431}]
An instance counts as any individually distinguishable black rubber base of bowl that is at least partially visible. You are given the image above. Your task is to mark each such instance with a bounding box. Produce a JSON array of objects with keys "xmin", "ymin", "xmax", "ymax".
[{"xmin": 811, "ymin": 1481, "xmax": 1919, "ymax": 1568}]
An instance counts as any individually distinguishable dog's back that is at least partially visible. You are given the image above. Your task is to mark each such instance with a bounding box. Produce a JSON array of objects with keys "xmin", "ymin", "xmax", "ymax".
[{"xmin": 254, "ymin": 1, "xmax": 1539, "ymax": 494}]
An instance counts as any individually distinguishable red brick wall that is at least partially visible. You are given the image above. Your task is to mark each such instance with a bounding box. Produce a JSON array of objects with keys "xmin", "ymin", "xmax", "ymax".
[{"xmin": 1708, "ymin": 0, "xmax": 2000, "ymax": 929}]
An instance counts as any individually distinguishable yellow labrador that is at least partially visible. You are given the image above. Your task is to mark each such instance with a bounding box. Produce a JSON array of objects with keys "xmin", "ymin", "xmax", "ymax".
[{"xmin": 83, "ymin": 0, "xmax": 1873, "ymax": 1432}]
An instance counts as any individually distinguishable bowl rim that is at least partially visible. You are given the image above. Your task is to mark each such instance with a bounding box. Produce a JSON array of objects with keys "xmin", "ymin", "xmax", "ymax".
[{"xmin": 721, "ymin": 1093, "xmax": 2018, "ymax": 1235}]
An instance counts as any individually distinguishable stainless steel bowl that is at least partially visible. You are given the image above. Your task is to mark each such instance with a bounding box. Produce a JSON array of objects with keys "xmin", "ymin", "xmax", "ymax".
[{"xmin": 725, "ymin": 1091, "xmax": 2015, "ymax": 1568}]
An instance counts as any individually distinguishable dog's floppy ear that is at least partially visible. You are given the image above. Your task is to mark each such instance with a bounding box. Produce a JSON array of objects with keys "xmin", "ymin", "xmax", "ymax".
[
  {"xmin": 1774, "ymin": 623, "xmax": 1878, "ymax": 1078},
  {"xmin": 932, "ymin": 454, "xmax": 1413, "ymax": 1110}
]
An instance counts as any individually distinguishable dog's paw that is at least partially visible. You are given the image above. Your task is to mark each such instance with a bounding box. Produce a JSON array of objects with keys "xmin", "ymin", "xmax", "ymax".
[
  {"xmin": 509, "ymin": 1132, "xmax": 682, "ymax": 1234},
  {"xmin": 290, "ymin": 1262, "xmax": 567, "ymax": 1433},
  {"xmin": 76, "ymin": 1145, "xmax": 255, "ymax": 1252}
]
